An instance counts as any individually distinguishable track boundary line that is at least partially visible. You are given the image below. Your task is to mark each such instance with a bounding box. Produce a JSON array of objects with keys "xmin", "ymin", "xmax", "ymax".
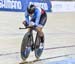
[
  {"xmin": 44, "ymin": 45, "xmax": 75, "ymax": 50},
  {"xmin": 0, "ymin": 45, "xmax": 75, "ymax": 56}
]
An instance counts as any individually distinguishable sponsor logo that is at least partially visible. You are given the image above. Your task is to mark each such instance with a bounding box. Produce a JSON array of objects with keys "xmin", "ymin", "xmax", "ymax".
[
  {"xmin": 0, "ymin": 0, "xmax": 22, "ymax": 9},
  {"xmin": 30, "ymin": 2, "xmax": 48, "ymax": 10}
]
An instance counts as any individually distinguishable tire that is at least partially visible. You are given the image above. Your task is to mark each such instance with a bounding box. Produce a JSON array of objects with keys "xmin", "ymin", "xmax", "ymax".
[
  {"xmin": 35, "ymin": 33, "xmax": 44, "ymax": 59},
  {"xmin": 21, "ymin": 32, "xmax": 31, "ymax": 61}
]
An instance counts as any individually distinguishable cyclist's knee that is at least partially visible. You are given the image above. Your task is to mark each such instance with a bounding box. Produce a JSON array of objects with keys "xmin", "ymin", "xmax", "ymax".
[
  {"xmin": 39, "ymin": 31, "xmax": 44, "ymax": 37},
  {"xmin": 37, "ymin": 30, "xmax": 44, "ymax": 43},
  {"xmin": 36, "ymin": 27, "xmax": 42, "ymax": 31},
  {"xmin": 36, "ymin": 27, "xmax": 44, "ymax": 37}
]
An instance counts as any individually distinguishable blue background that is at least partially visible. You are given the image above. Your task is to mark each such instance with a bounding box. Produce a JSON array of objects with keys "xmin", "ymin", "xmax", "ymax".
[{"xmin": 0, "ymin": 0, "xmax": 52, "ymax": 12}]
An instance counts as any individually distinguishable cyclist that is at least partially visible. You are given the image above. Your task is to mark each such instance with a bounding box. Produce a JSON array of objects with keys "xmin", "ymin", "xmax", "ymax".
[{"xmin": 22, "ymin": 4, "xmax": 47, "ymax": 50}]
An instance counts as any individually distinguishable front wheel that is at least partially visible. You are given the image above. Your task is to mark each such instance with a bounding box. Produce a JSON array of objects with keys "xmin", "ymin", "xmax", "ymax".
[
  {"xmin": 35, "ymin": 33, "xmax": 44, "ymax": 59},
  {"xmin": 21, "ymin": 32, "xmax": 31, "ymax": 61}
]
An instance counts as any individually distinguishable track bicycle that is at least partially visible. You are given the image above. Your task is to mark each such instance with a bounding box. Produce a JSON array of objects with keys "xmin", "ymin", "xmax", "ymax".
[{"xmin": 19, "ymin": 26, "xmax": 44, "ymax": 61}]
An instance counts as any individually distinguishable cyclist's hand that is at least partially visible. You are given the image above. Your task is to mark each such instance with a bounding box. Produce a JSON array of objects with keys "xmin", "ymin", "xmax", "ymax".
[{"xmin": 29, "ymin": 21, "xmax": 35, "ymax": 27}]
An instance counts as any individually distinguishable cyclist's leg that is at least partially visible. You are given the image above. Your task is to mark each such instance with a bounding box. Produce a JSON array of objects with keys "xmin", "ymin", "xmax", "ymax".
[
  {"xmin": 34, "ymin": 12, "xmax": 47, "ymax": 59},
  {"xmin": 36, "ymin": 27, "xmax": 44, "ymax": 43},
  {"xmin": 35, "ymin": 12, "xmax": 47, "ymax": 43},
  {"xmin": 34, "ymin": 14, "xmax": 47, "ymax": 58}
]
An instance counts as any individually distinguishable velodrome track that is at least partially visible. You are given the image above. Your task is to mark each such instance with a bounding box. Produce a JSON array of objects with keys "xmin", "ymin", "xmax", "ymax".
[{"xmin": 0, "ymin": 12, "xmax": 75, "ymax": 64}]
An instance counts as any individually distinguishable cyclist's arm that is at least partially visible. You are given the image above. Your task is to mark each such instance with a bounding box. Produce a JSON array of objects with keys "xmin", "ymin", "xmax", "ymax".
[
  {"xmin": 35, "ymin": 10, "xmax": 41, "ymax": 26},
  {"xmin": 24, "ymin": 11, "xmax": 29, "ymax": 24}
]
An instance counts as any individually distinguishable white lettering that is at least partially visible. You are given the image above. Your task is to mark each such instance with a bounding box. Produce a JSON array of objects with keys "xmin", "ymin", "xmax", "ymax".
[
  {"xmin": 0, "ymin": 0, "xmax": 22, "ymax": 10},
  {"xmin": 17, "ymin": 1, "xmax": 22, "ymax": 9},
  {"xmin": 30, "ymin": 2, "xmax": 48, "ymax": 10}
]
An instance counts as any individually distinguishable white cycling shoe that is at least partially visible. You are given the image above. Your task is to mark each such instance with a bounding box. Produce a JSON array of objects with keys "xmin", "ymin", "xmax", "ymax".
[{"xmin": 39, "ymin": 43, "xmax": 44, "ymax": 49}]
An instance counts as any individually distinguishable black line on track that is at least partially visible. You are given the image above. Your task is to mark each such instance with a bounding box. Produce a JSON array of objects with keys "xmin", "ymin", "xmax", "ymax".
[
  {"xmin": 44, "ymin": 45, "xmax": 75, "ymax": 50},
  {"xmin": 0, "ymin": 45, "xmax": 75, "ymax": 56},
  {"xmin": 33, "ymin": 54, "xmax": 75, "ymax": 62}
]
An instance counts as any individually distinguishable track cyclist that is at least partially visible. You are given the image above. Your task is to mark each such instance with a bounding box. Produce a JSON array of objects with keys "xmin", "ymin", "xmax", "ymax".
[{"xmin": 22, "ymin": 4, "xmax": 47, "ymax": 58}]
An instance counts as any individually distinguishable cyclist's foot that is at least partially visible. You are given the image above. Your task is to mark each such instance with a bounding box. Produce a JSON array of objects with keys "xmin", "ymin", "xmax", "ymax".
[{"xmin": 39, "ymin": 43, "xmax": 44, "ymax": 49}]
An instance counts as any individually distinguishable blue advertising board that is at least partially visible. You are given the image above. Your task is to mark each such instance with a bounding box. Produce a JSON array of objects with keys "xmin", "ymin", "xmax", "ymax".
[{"xmin": 0, "ymin": 0, "xmax": 52, "ymax": 12}]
